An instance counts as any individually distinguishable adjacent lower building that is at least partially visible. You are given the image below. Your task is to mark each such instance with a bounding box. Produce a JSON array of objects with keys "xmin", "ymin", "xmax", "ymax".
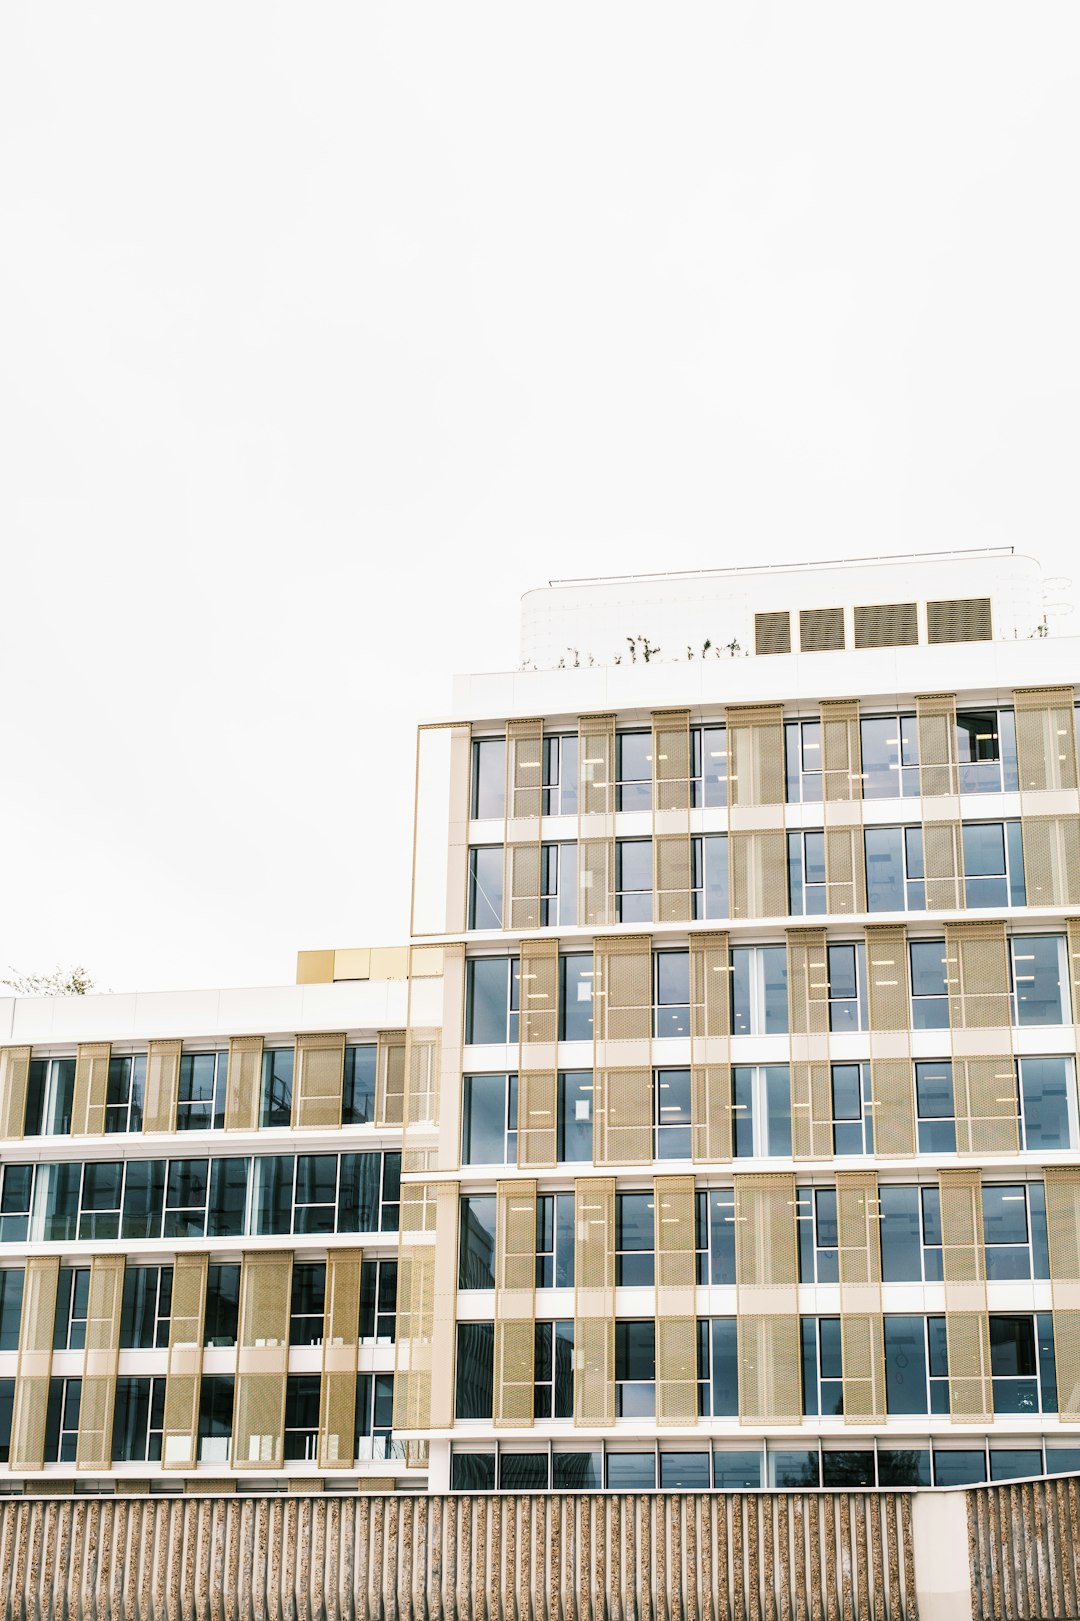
[{"xmin": 3, "ymin": 547, "xmax": 1080, "ymax": 1528}]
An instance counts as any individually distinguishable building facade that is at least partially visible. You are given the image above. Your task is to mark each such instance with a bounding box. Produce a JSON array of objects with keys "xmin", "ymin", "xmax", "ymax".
[{"xmin": 1, "ymin": 548, "xmax": 1080, "ymax": 1541}]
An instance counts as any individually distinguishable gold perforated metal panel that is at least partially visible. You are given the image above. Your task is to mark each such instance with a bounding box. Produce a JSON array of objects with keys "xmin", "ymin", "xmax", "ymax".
[
  {"xmin": 799, "ymin": 607, "xmax": 845, "ymax": 653},
  {"xmin": 376, "ymin": 1030, "xmax": 407, "ymax": 1127},
  {"xmin": 865, "ymin": 925, "xmax": 910, "ymax": 1032},
  {"xmin": 1044, "ymin": 1168, "xmax": 1080, "ymax": 1421},
  {"xmin": 821, "ymin": 700, "xmax": 862, "ymax": 803},
  {"xmin": 923, "ymin": 822, "xmax": 964, "ymax": 910},
  {"xmin": 825, "ymin": 827, "xmax": 867, "ymax": 914},
  {"xmin": 293, "ymin": 1032, "xmax": 345, "ymax": 1129},
  {"xmin": 655, "ymin": 835, "xmax": 693, "ymax": 924},
  {"xmin": 520, "ymin": 937, "xmax": 559, "ymax": 1045},
  {"xmin": 404, "ymin": 1028, "xmax": 441, "ymax": 1132},
  {"xmin": 690, "ymin": 932, "xmax": 731, "ymax": 1044},
  {"xmin": 916, "ymin": 694, "xmax": 959, "ymax": 798},
  {"xmin": 506, "ymin": 718, "xmax": 544, "ymax": 822},
  {"xmin": 871, "ymin": 1059, "xmax": 916, "ymax": 1158},
  {"xmin": 927, "ymin": 597, "xmax": 993, "ymax": 644},
  {"xmin": 430, "ymin": 1181, "xmax": 460, "ymax": 1431},
  {"xmin": 836, "ymin": 1173, "xmax": 884, "ymax": 1424},
  {"xmin": 1014, "ymin": 687, "xmax": 1079, "ymax": 794},
  {"xmin": 692, "ymin": 1066, "xmax": 733, "ymax": 1163},
  {"xmin": 939, "ymin": 1169, "xmax": 991, "ymax": 1421},
  {"xmin": 787, "ymin": 929, "xmax": 829, "ymax": 1037},
  {"xmin": 952, "ymin": 1058, "xmax": 1019, "ymax": 1156},
  {"xmin": 319, "ymin": 1250, "xmax": 362, "ymax": 1469},
  {"xmin": 234, "ymin": 1253, "xmax": 292, "ymax": 1469},
  {"xmin": 578, "ymin": 714, "xmax": 616, "ymax": 818},
  {"xmin": 494, "ymin": 1180, "xmax": 537, "ymax": 1426},
  {"xmin": 518, "ymin": 1070, "xmax": 557, "ymax": 1168},
  {"xmin": 730, "ymin": 830, "xmax": 787, "ymax": 919},
  {"xmin": 393, "ymin": 1246, "xmax": 435, "ymax": 1432},
  {"xmin": 727, "ymin": 705, "xmax": 785, "ymax": 808},
  {"xmin": 594, "ymin": 936, "xmax": 652, "ymax": 1044},
  {"xmin": 854, "ymin": 602, "xmax": 918, "ymax": 648},
  {"xmin": 1067, "ymin": 919, "xmax": 1080, "ymax": 1026},
  {"xmin": 0, "ymin": 1047, "xmax": 31, "ymax": 1140},
  {"xmin": 791, "ymin": 1063, "xmax": 832, "ymax": 1160},
  {"xmin": 578, "ymin": 838, "xmax": 615, "ymax": 928},
  {"xmin": 142, "ymin": 1039, "xmax": 181, "ymax": 1133},
  {"xmin": 70, "ymin": 1042, "xmax": 110, "ymax": 1136},
  {"xmin": 507, "ymin": 842, "xmax": 543, "ymax": 931},
  {"xmin": 162, "ymin": 1254, "xmax": 208, "ymax": 1469},
  {"xmin": 652, "ymin": 710, "xmax": 691, "ymax": 814},
  {"xmin": 224, "ymin": 1036, "xmax": 263, "ymax": 1131},
  {"xmin": 76, "ymin": 1256, "xmax": 125, "ymax": 1469},
  {"xmin": 10, "ymin": 1256, "xmax": 59, "ymax": 1471},
  {"xmin": 735, "ymin": 1174, "xmax": 800, "ymax": 1424},
  {"xmin": 655, "ymin": 1175, "xmax": 697, "ymax": 1423},
  {"xmin": 574, "ymin": 1178, "xmax": 615, "ymax": 1426},
  {"xmin": 945, "ymin": 923, "xmax": 1011, "ymax": 1030},
  {"xmin": 864, "ymin": 924, "xmax": 916, "ymax": 1155},
  {"xmin": 755, "ymin": 611, "xmax": 791, "ymax": 655},
  {"xmin": 1021, "ymin": 815, "xmax": 1080, "ymax": 908},
  {"xmin": 593, "ymin": 1068, "xmax": 653, "ymax": 1165}
]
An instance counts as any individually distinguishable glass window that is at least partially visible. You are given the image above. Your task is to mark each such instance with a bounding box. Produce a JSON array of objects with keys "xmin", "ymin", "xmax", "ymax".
[
  {"xmin": 1020, "ymin": 1056, "xmax": 1072, "ymax": 1149},
  {"xmin": 714, "ymin": 1450, "xmax": 763, "ymax": 1489},
  {"xmin": 204, "ymin": 1265, "xmax": 241, "ymax": 1348},
  {"xmin": 933, "ymin": 1449, "xmax": 985, "ymax": 1487},
  {"xmin": 691, "ymin": 725, "xmax": 728, "ymax": 808},
  {"xmin": 164, "ymin": 1158, "xmax": 209, "ymax": 1238},
  {"xmin": 989, "ymin": 1315, "xmax": 1040, "ymax": 1415},
  {"xmin": 879, "ymin": 1187, "xmax": 922, "ymax": 1282},
  {"xmin": 961, "ymin": 820, "xmax": 1026, "ymax": 908},
  {"xmin": 553, "ymin": 1450, "xmax": 601, "ymax": 1490},
  {"xmin": 704, "ymin": 1190, "xmax": 736, "ymax": 1285},
  {"xmin": 455, "ymin": 1323, "xmax": 494, "ymax": 1420},
  {"xmin": 355, "ymin": 1372, "xmax": 397, "ymax": 1461},
  {"xmin": 615, "ymin": 839, "xmax": 652, "ymax": 923},
  {"xmin": 0, "ymin": 1270, "xmax": 23, "ymax": 1351},
  {"xmin": 105, "ymin": 1055, "xmax": 145, "ymax": 1134},
  {"xmin": 53, "ymin": 1267, "xmax": 90, "ymax": 1351},
  {"xmin": 787, "ymin": 830, "xmax": 826, "ymax": 915},
  {"xmin": 111, "ymin": 1376, "xmax": 165, "ymax": 1463},
  {"xmin": 730, "ymin": 945, "xmax": 788, "ymax": 1034},
  {"xmin": 769, "ymin": 1449, "xmax": 820, "ymax": 1488},
  {"xmin": 458, "ymin": 1195, "xmax": 497, "ymax": 1290},
  {"xmin": 451, "ymin": 1450, "xmax": 496, "ymax": 1491},
  {"xmin": 44, "ymin": 1378, "xmax": 81, "ymax": 1462},
  {"xmin": 380, "ymin": 1152, "xmax": 401, "ymax": 1232},
  {"xmin": 784, "ymin": 720, "xmax": 822, "ymax": 803},
  {"xmin": 342, "ymin": 1045, "xmax": 377, "ymax": 1125},
  {"xmin": 1030, "ymin": 1182, "xmax": 1050, "ymax": 1277},
  {"xmin": 1047, "ymin": 1446, "xmax": 1080, "ymax": 1477},
  {"xmin": 983, "ymin": 1185, "xmax": 1033, "ymax": 1280},
  {"xmin": 468, "ymin": 846, "xmax": 504, "ymax": 930},
  {"xmin": 197, "ymin": 1374, "xmax": 235, "ymax": 1463},
  {"xmin": 708, "ymin": 1319, "xmax": 739, "ymax": 1417},
  {"xmin": 559, "ymin": 955, "xmax": 594, "ymax": 1041},
  {"xmin": 990, "ymin": 1448, "xmax": 1044, "ymax": 1483},
  {"xmin": 796, "ymin": 1188, "xmax": 838, "ymax": 1283},
  {"xmin": 119, "ymin": 1159, "xmax": 165, "ymax": 1240},
  {"xmin": 558, "ymin": 1071, "xmax": 593, "ymax": 1163},
  {"xmin": 38, "ymin": 1162, "xmax": 78, "ymax": 1242},
  {"xmin": 462, "ymin": 1074, "xmax": 517, "ymax": 1165},
  {"xmin": 660, "ymin": 1451, "xmax": 711, "ymax": 1490},
  {"xmin": 916, "ymin": 1061, "xmax": 956, "ymax": 1153},
  {"xmin": 540, "ymin": 842, "xmax": 578, "ymax": 927},
  {"xmin": 471, "ymin": 738, "xmax": 505, "ymax": 819},
  {"xmin": 910, "ymin": 940, "xmax": 949, "ymax": 1029},
  {"xmin": 828, "ymin": 942, "xmax": 867, "ymax": 1031},
  {"xmin": 616, "ymin": 1193, "xmax": 655, "ymax": 1286},
  {"xmin": 616, "ymin": 731, "xmax": 652, "ymax": 811},
  {"xmin": 283, "ymin": 1374, "xmax": 321, "ymax": 1462},
  {"xmin": 801, "ymin": 1317, "xmax": 844, "ymax": 1417},
  {"xmin": 865, "ymin": 826, "xmax": 925, "ymax": 912},
  {"xmin": 691, "ymin": 834, "xmax": 729, "ymax": 920},
  {"xmin": 260, "ymin": 1049, "xmax": 294, "ymax": 1129},
  {"xmin": 607, "ymin": 1451, "xmax": 656, "ymax": 1490},
  {"xmin": 207, "ymin": 1156, "xmax": 249, "ymax": 1237},
  {"xmin": 79, "ymin": 1160, "xmax": 124, "ymax": 1239},
  {"xmin": 120, "ymin": 1265, "xmax": 172, "ymax": 1350},
  {"xmin": 878, "ymin": 1449, "xmax": 931, "ymax": 1487},
  {"xmin": 860, "ymin": 714, "xmax": 919, "ymax": 799},
  {"xmin": 928, "ymin": 1315, "xmax": 950, "ymax": 1412},
  {"xmin": 654, "ymin": 1069, "xmax": 691, "ymax": 1160},
  {"xmin": 0, "ymin": 1163, "xmax": 33, "ymax": 1241},
  {"xmin": 542, "ymin": 734, "xmax": 578, "ymax": 817},
  {"xmin": 614, "ymin": 1320, "xmax": 656, "ymax": 1417},
  {"xmin": 289, "ymin": 1262, "xmax": 326, "ymax": 1346},
  {"xmin": 884, "ymin": 1315, "xmax": 929, "ymax": 1414},
  {"xmin": 336, "ymin": 1151, "xmax": 385, "ymax": 1234},
  {"xmin": 1012, "ymin": 936, "xmax": 1065, "ymax": 1025},
  {"xmin": 822, "ymin": 1452, "xmax": 875, "ymax": 1488},
  {"xmin": 465, "ymin": 958, "xmax": 519, "ymax": 1046},
  {"xmin": 732, "ymin": 1066, "xmax": 791, "ymax": 1157},
  {"xmin": 253, "ymin": 1155, "xmax": 293, "ymax": 1235},
  {"xmin": 295, "ymin": 1153, "xmax": 338, "ymax": 1235},
  {"xmin": 533, "ymin": 1320, "xmax": 574, "ymax": 1418},
  {"xmin": 24, "ymin": 1057, "xmax": 76, "ymax": 1137},
  {"xmin": 176, "ymin": 1052, "xmax": 227, "ymax": 1132},
  {"xmin": 500, "ymin": 1452, "xmax": 549, "ymax": 1490},
  {"xmin": 832, "ymin": 1063, "xmax": 873, "ymax": 1156},
  {"xmin": 956, "ymin": 709, "xmax": 1018, "ymax": 794},
  {"xmin": 536, "ymin": 1192, "xmax": 575, "ymax": 1289},
  {"xmin": 654, "ymin": 952, "xmax": 690, "ymax": 1038},
  {"xmin": 359, "ymin": 1259, "xmax": 398, "ymax": 1343}
]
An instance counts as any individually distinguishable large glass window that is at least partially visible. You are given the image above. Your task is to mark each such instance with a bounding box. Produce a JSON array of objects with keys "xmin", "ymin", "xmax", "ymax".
[
  {"xmin": 0, "ymin": 1164, "xmax": 33, "ymax": 1241},
  {"xmin": 0, "ymin": 1269, "xmax": 23, "ymax": 1351},
  {"xmin": 615, "ymin": 839, "xmax": 652, "ymax": 923},
  {"xmin": 542, "ymin": 734, "xmax": 578, "ymax": 817},
  {"xmin": 1019, "ymin": 1056, "xmax": 1073, "ymax": 1149},
  {"xmin": 465, "ymin": 958, "xmax": 519, "ymax": 1046},
  {"xmin": 458, "ymin": 1195, "xmax": 497, "ymax": 1290},
  {"xmin": 468, "ymin": 846, "xmax": 504, "ymax": 930},
  {"xmin": 559, "ymin": 954, "xmax": 594, "ymax": 1041},
  {"xmin": 121, "ymin": 1159, "xmax": 165, "ymax": 1239},
  {"xmin": 23, "ymin": 1057, "xmax": 76, "ymax": 1136},
  {"xmin": 112, "ymin": 1377, "xmax": 165, "ymax": 1463},
  {"xmin": 910, "ymin": 940, "xmax": 949, "ymax": 1029},
  {"xmin": 865, "ymin": 826, "xmax": 925, "ymax": 912},
  {"xmin": 53, "ymin": 1267, "xmax": 90, "ymax": 1350},
  {"xmin": 615, "ymin": 1193, "xmax": 655, "ymax": 1286},
  {"xmin": 956, "ymin": 709, "xmax": 1018, "ymax": 794},
  {"xmin": 208, "ymin": 1156, "xmax": 249, "ymax": 1237},
  {"xmin": 801, "ymin": 1317, "xmax": 843, "ymax": 1417},
  {"xmin": 831, "ymin": 1063, "xmax": 874, "ymax": 1155},
  {"xmin": 784, "ymin": 721, "xmax": 822, "ymax": 803},
  {"xmin": 471, "ymin": 738, "xmax": 505, "ymax": 820},
  {"xmin": 691, "ymin": 834, "xmax": 729, "ymax": 920},
  {"xmin": 916, "ymin": 1061, "xmax": 955, "ymax": 1152},
  {"xmin": 79, "ymin": 1161, "xmax": 124, "ymax": 1239},
  {"xmin": 44, "ymin": 1378, "xmax": 81, "ymax": 1462},
  {"xmin": 616, "ymin": 732, "xmax": 652, "ymax": 812},
  {"xmin": 963, "ymin": 821, "xmax": 1026, "ymax": 908},
  {"xmin": 884, "ymin": 1316, "xmax": 929, "ymax": 1416},
  {"xmin": 359, "ymin": 1259, "xmax": 398, "ymax": 1342},
  {"xmin": 120, "ymin": 1265, "xmax": 172, "ymax": 1349},
  {"xmin": 730, "ymin": 946, "xmax": 788, "ymax": 1034},
  {"xmin": 461, "ymin": 1074, "xmax": 517, "ymax": 1165},
  {"xmin": 654, "ymin": 1069, "xmax": 692, "ymax": 1160},
  {"xmin": 1012, "ymin": 937, "xmax": 1066, "ymax": 1025},
  {"xmin": 455, "ymin": 1323, "xmax": 495, "ymax": 1420},
  {"xmin": 654, "ymin": 951, "xmax": 690, "ymax": 1038},
  {"xmin": 38, "ymin": 1162, "xmax": 79, "ymax": 1241},
  {"xmin": 105, "ymin": 1055, "xmax": 145, "ymax": 1134},
  {"xmin": 704, "ymin": 1319, "xmax": 739, "ymax": 1417},
  {"xmin": 557, "ymin": 1071, "xmax": 593, "ymax": 1163},
  {"xmin": 283, "ymin": 1375, "xmax": 321, "ymax": 1462},
  {"xmin": 534, "ymin": 1321, "xmax": 574, "ymax": 1418},
  {"xmin": 989, "ymin": 1315, "xmax": 1047, "ymax": 1415},
  {"xmin": 828, "ymin": 942, "xmax": 867, "ymax": 1031},
  {"xmin": 164, "ymin": 1158, "xmax": 209, "ymax": 1238},
  {"xmin": 197, "ymin": 1375, "xmax": 234, "ymax": 1463},
  {"xmin": 797, "ymin": 1189, "xmax": 838, "ymax": 1283},
  {"xmin": 701, "ymin": 1190, "xmax": 736, "ymax": 1285},
  {"xmin": 176, "ymin": 1052, "xmax": 228, "ymax": 1131},
  {"xmin": 691, "ymin": 725, "xmax": 728, "ymax": 807},
  {"xmin": 732, "ymin": 1066, "xmax": 791, "ymax": 1157},
  {"xmin": 342, "ymin": 1045, "xmax": 377, "ymax": 1125},
  {"xmin": 289, "ymin": 1262, "xmax": 326, "ymax": 1346},
  {"xmin": 540, "ymin": 843, "xmax": 577, "ymax": 926},
  {"xmin": 787, "ymin": 830, "xmax": 826, "ymax": 915},
  {"xmin": 294, "ymin": 1154, "xmax": 338, "ymax": 1235},
  {"xmin": 983, "ymin": 1185, "xmax": 1047, "ymax": 1281},
  {"xmin": 260, "ymin": 1048, "xmax": 294, "ymax": 1128},
  {"xmin": 355, "ymin": 1373, "xmax": 397, "ymax": 1461},
  {"xmin": 536, "ymin": 1193, "xmax": 575, "ymax": 1288},
  {"xmin": 614, "ymin": 1321, "xmax": 656, "ymax": 1417},
  {"xmin": 204, "ymin": 1265, "xmax": 241, "ymax": 1348},
  {"xmin": 860, "ymin": 714, "xmax": 919, "ymax": 799}
]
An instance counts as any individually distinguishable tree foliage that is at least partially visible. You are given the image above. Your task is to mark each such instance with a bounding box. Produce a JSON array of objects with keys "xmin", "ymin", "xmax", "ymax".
[{"xmin": 2, "ymin": 966, "xmax": 95, "ymax": 996}]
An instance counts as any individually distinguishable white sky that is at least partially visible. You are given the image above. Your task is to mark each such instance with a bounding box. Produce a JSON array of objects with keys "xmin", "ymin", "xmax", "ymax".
[{"xmin": 1, "ymin": 5, "xmax": 1079, "ymax": 993}]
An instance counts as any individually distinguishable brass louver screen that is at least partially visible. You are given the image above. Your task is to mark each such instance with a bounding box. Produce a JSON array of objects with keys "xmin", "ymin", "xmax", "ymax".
[
  {"xmin": 690, "ymin": 931, "xmax": 732, "ymax": 1163},
  {"xmin": 871, "ymin": 1059, "xmax": 916, "ymax": 1158},
  {"xmin": 923, "ymin": 822, "xmax": 964, "ymax": 910},
  {"xmin": 854, "ymin": 602, "xmax": 918, "ymax": 649},
  {"xmin": 293, "ymin": 1032, "xmax": 345, "ymax": 1129},
  {"xmin": 162, "ymin": 1254, "xmax": 208, "ymax": 1469},
  {"xmin": 836, "ymin": 1172, "xmax": 884, "ymax": 1424},
  {"xmin": 506, "ymin": 718, "xmax": 544, "ymax": 822},
  {"xmin": 70, "ymin": 1042, "xmax": 111, "ymax": 1136},
  {"xmin": 376, "ymin": 1030, "xmax": 407, "ymax": 1127},
  {"xmin": 76, "ymin": 1256, "xmax": 125, "ymax": 1469},
  {"xmin": 578, "ymin": 838, "xmax": 615, "ymax": 928},
  {"xmin": 518, "ymin": 1069, "xmax": 557, "ymax": 1168},
  {"xmin": 142, "ymin": 1040, "xmax": 181, "ymax": 1133},
  {"xmin": 224, "ymin": 1036, "xmax": 263, "ymax": 1131},
  {"xmin": 1067, "ymin": 919, "xmax": 1080, "ymax": 1029},
  {"xmin": 939, "ymin": 1169, "xmax": 991, "ymax": 1422},
  {"xmin": 507, "ymin": 842, "xmax": 543, "ymax": 931},
  {"xmin": 593, "ymin": 1068, "xmax": 653, "ymax": 1165},
  {"xmin": 429, "ymin": 1181, "xmax": 460, "ymax": 1431},
  {"xmin": 0, "ymin": 1047, "xmax": 31, "ymax": 1140},
  {"xmin": 735, "ymin": 1174, "xmax": 801, "ymax": 1424},
  {"xmin": 791, "ymin": 1063, "xmax": 832, "ymax": 1160},
  {"xmin": 820, "ymin": 699, "xmax": 862, "ymax": 803},
  {"xmin": 594, "ymin": 936, "xmax": 652, "ymax": 1044},
  {"xmin": 234, "ymin": 1253, "xmax": 292, "ymax": 1469},
  {"xmin": 944, "ymin": 922, "xmax": 1011, "ymax": 1030},
  {"xmin": 726, "ymin": 705, "xmax": 786, "ymax": 808},
  {"xmin": 825, "ymin": 827, "xmax": 867, "ymax": 914},
  {"xmin": 520, "ymin": 937, "xmax": 559, "ymax": 1045},
  {"xmin": 494, "ymin": 1180, "xmax": 537, "ymax": 1426},
  {"xmin": 393, "ymin": 1246, "xmax": 436, "ymax": 1431},
  {"xmin": 865, "ymin": 924, "xmax": 911, "ymax": 1032},
  {"xmin": 1014, "ymin": 687, "xmax": 1079, "ymax": 794},
  {"xmin": 1044, "ymin": 1168, "xmax": 1080, "ymax": 1421},
  {"xmin": 319, "ymin": 1250, "xmax": 362, "ymax": 1469},
  {"xmin": 690, "ymin": 932, "xmax": 731, "ymax": 1043},
  {"xmin": 652, "ymin": 710, "xmax": 692, "ymax": 814},
  {"xmin": 787, "ymin": 929, "xmax": 829, "ymax": 1037},
  {"xmin": 691, "ymin": 1065, "xmax": 733, "ymax": 1162},
  {"xmin": 578, "ymin": 714, "xmax": 616, "ymax": 818},
  {"xmin": 574, "ymin": 1178, "xmax": 615, "ymax": 1426},
  {"xmin": 799, "ymin": 607, "xmax": 845, "ymax": 653},
  {"xmin": 730, "ymin": 830, "xmax": 787, "ymax": 919},
  {"xmin": 952, "ymin": 1057, "xmax": 1019, "ymax": 1156},
  {"xmin": 10, "ymin": 1256, "xmax": 59, "ymax": 1471},
  {"xmin": 754, "ymin": 611, "xmax": 791, "ymax": 655},
  {"xmin": 1021, "ymin": 816, "xmax": 1080, "ymax": 908},
  {"xmin": 654, "ymin": 835, "xmax": 693, "ymax": 924},
  {"xmin": 927, "ymin": 597, "xmax": 992, "ymax": 644},
  {"xmin": 404, "ymin": 1027, "xmax": 441, "ymax": 1133},
  {"xmin": 916, "ymin": 694, "xmax": 959, "ymax": 799},
  {"xmin": 655, "ymin": 1175, "xmax": 698, "ymax": 1423},
  {"xmin": 944, "ymin": 924, "xmax": 1017, "ymax": 1155},
  {"xmin": 864, "ymin": 923, "xmax": 916, "ymax": 1155}
]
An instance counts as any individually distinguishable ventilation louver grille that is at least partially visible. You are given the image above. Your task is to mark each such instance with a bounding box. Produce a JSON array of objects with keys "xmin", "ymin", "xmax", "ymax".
[
  {"xmin": 799, "ymin": 607, "xmax": 845, "ymax": 652},
  {"xmin": 754, "ymin": 611, "xmax": 791, "ymax": 655},
  {"xmin": 927, "ymin": 597, "xmax": 993, "ymax": 644},
  {"xmin": 853, "ymin": 602, "xmax": 918, "ymax": 648}
]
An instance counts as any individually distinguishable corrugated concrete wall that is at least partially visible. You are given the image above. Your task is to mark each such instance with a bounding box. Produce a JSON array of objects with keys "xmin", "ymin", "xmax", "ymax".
[
  {"xmin": 0, "ymin": 1490, "xmax": 918, "ymax": 1620},
  {"xmin": 968, "ymin": 1476, "xmax": 1080, "ymax": 1621}
]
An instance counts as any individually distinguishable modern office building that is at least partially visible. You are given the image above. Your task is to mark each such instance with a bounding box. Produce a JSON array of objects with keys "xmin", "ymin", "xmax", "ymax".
[{"xmin": 1, "ymin": 546, "xmax": 1079, "ymax": 1616}]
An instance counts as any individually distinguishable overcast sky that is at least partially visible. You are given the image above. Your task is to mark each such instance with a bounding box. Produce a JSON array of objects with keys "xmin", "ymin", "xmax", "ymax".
[{"xmin": 2, "ymin": 5, "xmax": 1078, "ymax": 994}]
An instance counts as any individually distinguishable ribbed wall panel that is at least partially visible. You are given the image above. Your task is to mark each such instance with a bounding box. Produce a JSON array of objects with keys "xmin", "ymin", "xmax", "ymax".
[
  {"xmin": 142, "ymin": 1039, "xmax": 181, "ymax": 1133},
  {"xmin": 0, "ymin": 1045, "xmax": 31, "ymax": 1139},
  {"xmin": 293, "ymin": 1032, "xmax": 346, "ymax": 1129},
  {"xmin": 162, "ymin": 1254, "xmax": 208, "ymax": 1469},
  {"xmin": 234, "ymin": 1254, "xmax": 292, "ymax": 1470},
  {"xmin": 916, "ymin": 692, "xmax": 959, "ymax": 798},
  {"xmin": 940, "ymin": 1169, "xmax": 991, "ymax": 1422},
  {"xmin": 70, "ymin": 1042, "xmax": 111, "ymax": 1136},
  {"xmin": 319, "ymin": 1251, "xmax": 363, "ymax": 1470},
  {"xmin": 0, "ymin": 1489, "xmax": 920, "ymax": 1619},
  {"xmin": 493, "ymin": 1181, "xmax": 537, "ymax": 1427},
  {"xmin": 730, "ymin": 829, "xmax": 787, "ymax": 919},
  {"xmin": 573, "ymin": 1178, "xmax": 615, "ymax": 1426},
  {"xmin": 10, "ymin": 1257, "xmax": 59, "ymax": 1471},
  {"xmin": 76, "ymin": 1256, "xmax": 126, "ymax": 1469},
  {"xmin": 224, "ymin": 1036, "xmax": 262, "ymax": 1131}
]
